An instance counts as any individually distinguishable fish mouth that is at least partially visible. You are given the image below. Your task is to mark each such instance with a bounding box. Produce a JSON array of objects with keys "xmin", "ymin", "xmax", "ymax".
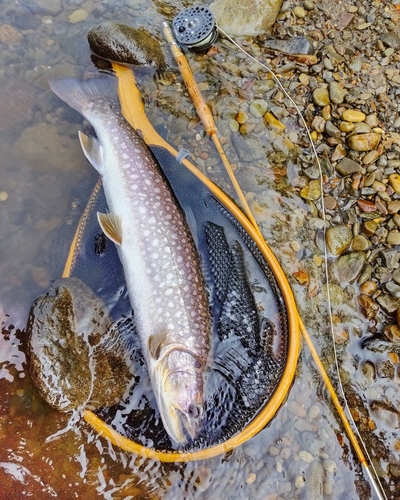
[{"xmin": 160, "ymin": 403, "xmax": 203, "ymax": 445}]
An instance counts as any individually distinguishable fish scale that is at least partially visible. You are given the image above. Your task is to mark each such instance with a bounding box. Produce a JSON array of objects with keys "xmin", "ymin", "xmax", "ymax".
[{"xmin": 49, "ymin": 76, "xmax": 211, "ymax": 445}]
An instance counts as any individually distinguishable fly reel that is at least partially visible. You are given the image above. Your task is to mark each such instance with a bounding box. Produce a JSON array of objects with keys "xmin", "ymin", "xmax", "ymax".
[{"xmin": 172, "ymin": 6, "xmax": 218, "ymax": 52}]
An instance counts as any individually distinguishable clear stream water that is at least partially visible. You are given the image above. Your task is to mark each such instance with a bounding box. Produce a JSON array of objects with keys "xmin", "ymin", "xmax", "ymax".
[{"xmin": 0, "ymin": 1, "xmax": 395, "ymax": 499}]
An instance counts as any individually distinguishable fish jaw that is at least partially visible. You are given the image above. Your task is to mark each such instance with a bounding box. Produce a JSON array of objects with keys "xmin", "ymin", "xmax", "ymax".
[{"xmin": 153, "ymin": 353, "xmax": 205, "ymax": 445}]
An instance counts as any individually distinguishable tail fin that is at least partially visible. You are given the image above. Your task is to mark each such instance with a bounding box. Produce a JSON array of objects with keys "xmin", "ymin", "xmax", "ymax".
[{"xmin": 49, "ymin": 76, "xmax": 118, "ymax": 114}]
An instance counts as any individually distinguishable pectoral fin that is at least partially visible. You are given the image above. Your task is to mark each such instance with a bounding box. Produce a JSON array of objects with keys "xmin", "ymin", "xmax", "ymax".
[
  {"xmin": 97, "ymin": 212, "xmax": 122, "ymax": 246},
  {"xmin": 78, "ymin": 131, "xmax": 104, "ymax": 174},
  {"xmin": 148, "ymin": 331, "xmax": 168, "ymax": 360}
]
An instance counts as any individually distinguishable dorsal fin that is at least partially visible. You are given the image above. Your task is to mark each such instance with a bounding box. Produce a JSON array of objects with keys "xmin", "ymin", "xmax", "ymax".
[{"xmin": 97, "ymin": 212, "xmax": 122, "ymax": 246}]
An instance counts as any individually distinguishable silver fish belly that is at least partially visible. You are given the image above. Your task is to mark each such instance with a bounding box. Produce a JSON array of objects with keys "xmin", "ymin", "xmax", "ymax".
[{"xmin": 49, "ymin": 77, "xmax": 212, "ymax": 444}]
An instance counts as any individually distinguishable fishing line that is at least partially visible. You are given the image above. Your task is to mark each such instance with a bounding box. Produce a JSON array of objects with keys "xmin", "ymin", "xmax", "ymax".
[{"xmin": 214, "ymin": 25, "xmax": 386, "ymax": 500}]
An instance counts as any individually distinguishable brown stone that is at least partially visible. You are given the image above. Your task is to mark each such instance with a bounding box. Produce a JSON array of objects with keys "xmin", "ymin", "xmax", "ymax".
[
  {"xmin": 358, "ymin": 294, "xmax": 379, "ymax": 319},
  {"xmin": 383, "ymin": 324, "xmax": 400, "ymax": 342},
  {"xmin": 348, "ymin": 133, "xmax": 380, "ymax": 152},
  {"xmin": 388, "ymin": 200, "xmax": 400, "ymax": 214},
  {"xmin": 357, "ymin": 199, "xmax": 376, "ymax": 212},
  {"xmin": 292, "ymin": 269, "xmax": 310, "ymax": 286},
  {"xmin": 359, "ymin": 280, "xmax": 377, "ymax": 295},
  {"xmin": 362, "ymin": 220, "xmax": 378, "ymax": 236}
]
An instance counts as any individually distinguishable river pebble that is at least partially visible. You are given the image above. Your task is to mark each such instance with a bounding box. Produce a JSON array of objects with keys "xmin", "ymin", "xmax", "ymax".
[
  {"xmin": 342, "ymin": 109, "xmax": 366, "ymax": 123},
  {"xmin": 326, "ymin": 225, "xmax": 352, "ymax": 255},
  {"xmin": 347, "ymin": 133, "xmax": 380, "ymax": 152},
  {"xmin": 333, "ymin": 252, "xmax": 366, "ymax": 283},
  {"xmin": 329, "ymin": 81, "xmax": 347, "ymax": 104},
  {"xmin": 335, "ymin": 157, "xmax": 362, "ymax": 176}
]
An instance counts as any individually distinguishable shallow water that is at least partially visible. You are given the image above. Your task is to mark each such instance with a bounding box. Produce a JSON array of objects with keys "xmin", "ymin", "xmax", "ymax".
[{"xmin": 0, "ymin": 1, "xmax": 396, "ymax": 499}]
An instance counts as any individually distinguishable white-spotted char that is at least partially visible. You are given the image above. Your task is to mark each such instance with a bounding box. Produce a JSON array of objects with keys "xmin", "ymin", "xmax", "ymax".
[{"xmin": 49, "ymin": 77, "xmax": 212, "ymax": 445}]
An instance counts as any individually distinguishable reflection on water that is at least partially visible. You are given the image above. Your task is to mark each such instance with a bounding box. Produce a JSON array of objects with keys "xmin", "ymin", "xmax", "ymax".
[{"xmin": 0, "ymin": 0, "xmax": 396, "ymax": 499}]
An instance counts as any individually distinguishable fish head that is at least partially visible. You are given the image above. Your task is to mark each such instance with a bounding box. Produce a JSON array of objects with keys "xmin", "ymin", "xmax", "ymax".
[{"xmin": 154, "ymin": 355, "xmax": 204, "ymax": 445}]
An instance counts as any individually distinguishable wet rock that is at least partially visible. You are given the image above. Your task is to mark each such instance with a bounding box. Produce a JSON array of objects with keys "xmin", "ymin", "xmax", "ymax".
[
  {"xmin": 312, "ymin": 87, "xmax": 330, "ymax": 106},
  {"xmin": 300, "ymin": 179, "xmax": 321, "ymax": 201},
  {"xmin": 210, "ymin": 0, "xmax": 283, "ymax": 36},
  {"xmin": 326, "ymin": 225, "xmax": 352, "ymax": 255},
  {"xmin": 264, "ymin": 112, "xmax": 285, "ymax": 130},
  {"xmin": 249, "ymin": 99, "xmax": 268, "ymax": 118},
  {"xmin": 12, "ymin": 123, "xmax": 84, "ymax": 173},
  {"xmin": 335, "ymin": 157, "xmax": 362, "ymax": 176},
  {"xmin": 361, "ymin": 360, "xmax": 376, "ymax": 384},
  {"xmin": 231, "ymin": 133, "xmax": 266, "ymax": 162},
  {"xmin": 347, "ymin": 133, "xmax": 380, "ymax": 152},
  {"xmin": 358, "ymin": 263, "xmax": 373, "ymax": 285},
  {"xmin": 383, "ymin": 324, "xmax": 400, "ymax": 342},
  {"xmin": 333, "ymin": 252, "xmax": 366, "ymax": 284},
  {"xmin": 26, "ymin": 278, "xmax": 132, "ymax": 412},
  {"xmin": 264, "ymin": 36, "xmax": 315, "ymax": 55},
  {"xmin": 376, "ymin": 360, "xmax": 395, "ymax": 379},
  {"xmin": 359, "ymin": 294, "xmax": 379, "ymax": 319},
  {"xmin": 88, "ymin": 22, "xmax": 166, "ymax": 71},
  {"xmin": 370, "ymin": 401, "xmax": 400, "ymax": 429},
  {"xmin": 381, "ymin": 249, "xmax": 400, "ymax": 269},
  {"xmin": 329, "ymin": 82, "xmax": 347, "ymax": 104}
]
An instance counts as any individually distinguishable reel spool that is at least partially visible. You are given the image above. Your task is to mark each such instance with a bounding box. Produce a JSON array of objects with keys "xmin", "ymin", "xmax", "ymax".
[{"xmin": 172, "ymin": 6, "xmax": 218, "ymax": 52}]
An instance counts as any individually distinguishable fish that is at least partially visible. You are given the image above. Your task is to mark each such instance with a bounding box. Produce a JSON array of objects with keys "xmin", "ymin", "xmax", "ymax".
[{"xmin": 49, "ymin": 76, "xmax": 212, "ymax": 445}]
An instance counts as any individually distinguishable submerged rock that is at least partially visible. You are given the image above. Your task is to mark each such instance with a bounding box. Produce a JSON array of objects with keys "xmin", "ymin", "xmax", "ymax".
[
  {"xmin": 12, "ymin": 123, "xmax": 84, "ymax": 172},
  {"xmin": 26, "ymin": 278, "xmax": 132, "ymax": 412},
  {"xmin": 87, "ymin": 22, "xmax": 166, "ymax": 71},
  {"xmin": 333, "ymin": 252, "xmax": 367, "ymax": 284}
]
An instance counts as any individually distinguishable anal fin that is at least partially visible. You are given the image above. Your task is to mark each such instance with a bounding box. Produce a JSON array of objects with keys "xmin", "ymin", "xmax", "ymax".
[{"xmin": 97, "ymin": 212, "xmax": 122, "ymax": 246}]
